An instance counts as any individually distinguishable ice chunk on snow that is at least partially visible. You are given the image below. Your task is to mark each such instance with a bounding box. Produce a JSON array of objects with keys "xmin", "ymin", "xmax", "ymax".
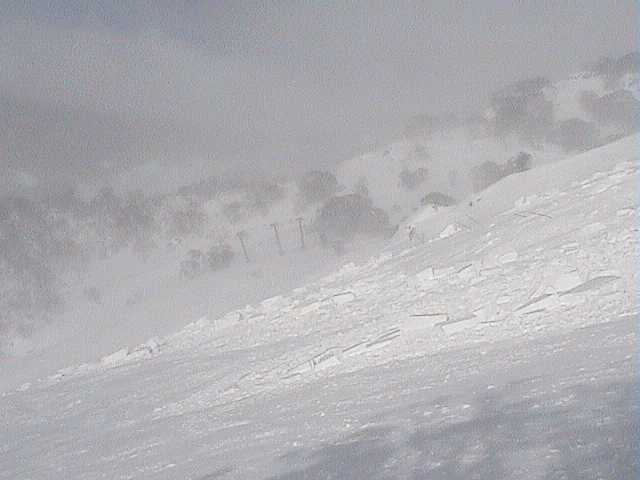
[
  {"xmin": 581, "ymin": 222, "xmax": 606, "ymax": 236},
  {"xmin": 329, "ymin": 291, "xmax": 356, "ymax": 305},
  {"xmin": 439, "ymin": 223, "xmax": 461, "ymax": 239},
  {"xmin": 417, "ymin": 267, "xmax": 435, "ymax": 281},
  {"xmin": 100, "ymin": 348, "xmax": 130, "ymax": 367},
  {"xmin": 409, "ymin": 267, "xmax": 437, "ymax": 289},
  {"xmin": 496, "ymin": 295, "xmax": 511, "ymax": 305},
  {"xmin": 553, "ymin": 271, "xmax": 583, "ymax": 293},
  {"xmin": 261, "ymin": 295, "xmax": 288, "ymax": 312},
  {"xmin": 457, "ymin": 262, "xmax": 480, "ymax": 281},
  {"xmin": 499, "ymin": 251, "xmax": 518, "ymax": 264},
  {"xmin": 515, "ymin": 195, "xmax": 539, "ymax": 208},
  {"xmin": 439, "ymin": 316, "xmax": 478, "ymax": 335},
  {"xmin": 616, "ymin": 207, "xmax": 634, "ymax": 217},
  {"xmin": 403, "ymin": 314, "xmax": 448, "ymax": 331},
  {"xmin": 298, "ymin": 301, "xmax": 322, "ymax": 316},
  {"xmin": 517, "ymin": 294, "xmax": 560, "ymax": 314},
  {"xmin": 195, "ymin": 317, "xmax": 210, "ymax": 329}
]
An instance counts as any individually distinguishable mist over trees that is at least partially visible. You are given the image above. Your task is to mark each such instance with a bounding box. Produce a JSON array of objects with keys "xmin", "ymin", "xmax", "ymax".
[
  {"xmin": 296, "ymin": 170, "xmax": 340, "ymax": 207},
  {"xmin": 0, "ymin": 174, "xmax": 290, "ymax": 338},
  {"xmin": 399, "ymin": 167, "xmax": 429, "ymax": 191},
  {"xmin": 580, "ymin": 90, "xmax": 639, "ymax": 135},
  {"xmin": 585, "ymin": 51, "xmax": 640, "ymax": 88},
  {"xmin": 1, "ymin": 50, "xmax": 638, "ymax": 345},
  {"xmin": 547, "ymin": 119, "xmax": 599, "ymax": 153},
  {"xmin": 490, "ymin": 77, "xmax": 555, "ymax": 145},
  {"xmin": 0, "ymin": 197, "xmax": 75, "ymax": 336},
  {"xmin": 470, "ymin": 152, "xmax": 533, "ymax": 193}
]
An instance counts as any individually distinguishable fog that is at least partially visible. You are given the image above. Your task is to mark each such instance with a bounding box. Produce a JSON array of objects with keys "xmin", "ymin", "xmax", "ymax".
[
  {"xmin": 1, "ymin": 1, "xmax": 636, "ymax": 195},
  {"xmin": 1, "ymin": 5, "xmax": 639, "ymax": 478},
  {"xmin": 0, "ymin": 1, "xmax": 638, "ymax": 361}
]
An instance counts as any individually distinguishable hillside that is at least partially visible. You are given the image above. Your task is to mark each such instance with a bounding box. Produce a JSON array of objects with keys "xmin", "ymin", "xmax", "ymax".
[
  {"xmin": 1, "ymin": 134, "xmax": 636, "ymax": 479},
  {"xmin": 337, "ymin": 54, "xmax": 639, "ymax": 220},
  {"xmin": 1, "ymin": 53, "xmax": 638, "ymax": 385}
]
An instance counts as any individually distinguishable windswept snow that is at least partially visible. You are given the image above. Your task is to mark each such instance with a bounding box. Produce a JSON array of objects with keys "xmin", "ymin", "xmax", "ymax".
[{"xmin": 0, "ymin": 135, "xmax": 637, "ymax": 479}]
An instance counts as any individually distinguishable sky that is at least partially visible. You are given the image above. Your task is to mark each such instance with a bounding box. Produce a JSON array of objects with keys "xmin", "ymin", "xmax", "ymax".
[{"xmin": 0, "ymin": 1, "xmax": 637, "ymax": 196}]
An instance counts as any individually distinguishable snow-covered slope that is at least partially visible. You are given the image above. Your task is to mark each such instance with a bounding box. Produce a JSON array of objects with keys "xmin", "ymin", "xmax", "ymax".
[
  {"xmin": 337, "ymin": 65, "xmax": 639, "ymax": 221},
  {"xmin": 5, "ymin": 58, "xmax": 636, "ymax": 371},
  {"xmin": 1, "ymin": 135, "xmax": 636, "ymax": 479}
]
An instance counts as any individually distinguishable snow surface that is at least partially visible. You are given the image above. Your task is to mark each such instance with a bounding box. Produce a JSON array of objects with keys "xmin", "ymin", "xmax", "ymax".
[{"xmin": 0, "ymin": 135, "xmax": 637, "ymax": 479}]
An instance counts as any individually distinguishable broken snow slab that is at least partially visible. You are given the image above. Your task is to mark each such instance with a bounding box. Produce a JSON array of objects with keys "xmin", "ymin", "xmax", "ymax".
[
  {"xmin": 516, "ymin": 293, "xmax": 561, "ymax": 315},
  {"xmin": 403, "ymin": 313, "xmax": 448, "ymax": 331},
  {"xmin": 100, "ymin": 348, "xmax": 130, "ymax": 367},
  {"xmin": 437, "ymin": 315, "xmax": 479, "ymax": 335},
  {"xmin": 439, "ymin": 223, "xmax": 462, "ymax": 239},
  {"xmin": 560, "ymin": 275, "xmax": 620, "ymax": 296},
  {"xmin": 324, "ymin": 291, "xmax": 357, "ymax": 306},
  {"xmin": 499, "ymin": 251, "xmax": 519, "ymax": 264},
  {"xmin": 552, "ymin": 271, "xmax": 583, "ymax": 293}
]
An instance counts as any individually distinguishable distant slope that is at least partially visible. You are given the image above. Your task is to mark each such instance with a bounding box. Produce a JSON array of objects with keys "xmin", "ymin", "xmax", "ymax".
[{"xmin": 1, "ymin": 132, "xmax": 635, "ymax": 480}]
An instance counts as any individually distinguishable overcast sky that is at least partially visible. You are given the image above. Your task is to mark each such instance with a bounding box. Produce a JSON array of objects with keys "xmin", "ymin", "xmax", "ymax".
[{"xmin": 0, "ymin": 1, "xmax": 636, "ymax": 196}]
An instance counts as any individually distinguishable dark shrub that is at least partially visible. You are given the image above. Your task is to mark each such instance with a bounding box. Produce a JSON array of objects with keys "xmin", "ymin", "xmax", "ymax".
[
  {"xmin": 207, "ymin": 243, "xmax": 234, "ymax": 271},
  {"xmin": 246, "ymin": 180, "xmax": 284, "ymax": 216},
  {"xmin": 580, "ymin": 90, "xmax": 639, "ymax": 133},
  {"xmin": 354, "ymin": 177, "xmax": 370, "ymax": 198},
  {"xmin": 399, "ymin": 167, "xmax": 429, "ymax": 190},
  {"xmin": 470, "ymin": 161, "xmax": 505, "ymax": 193},
  {"xmin": 315, "ymin": 194, "xmax": 391, "ymax": 242},
  {"xmin": 490, "ymin": 77, "xmax": 554, "ymax": 143},
  {"xmin": 586, "ymin": 52, "xmax": 639, "ymax": 88},
  {"xmin": 297, "ymin": 170, "xmax": 339, "ymax": 206},
  {"xmin": 0, "ymin": 196, "xmax": 71, "ymax": 335},
  {"xmin": 171, "ymin": 201, "xmax": 207, "ymax": 237},
  {"xmin": 84, "ymin": 286, "xmax": 103, "ymax": 304},
  {"xmin": 471, "ymin": 153, "xmax": 533, "ymax": 193},
  {"xmin": 548, "ymin": 119, "xmax": 600, "ymax": 152},
  {"xmin": 505, "ymin": 152, "xmax": 533, "ymax": 175},
  {"xmin": 421, "ymin": 192, "xmax": 457, "ymax": 208},
  {"xmin": 222, "ymin": 201, "xmax": 248, "ymax": 224},
  {"xmin": 180, "ymin": 249, "xmax": 207, "ymax": 280}
]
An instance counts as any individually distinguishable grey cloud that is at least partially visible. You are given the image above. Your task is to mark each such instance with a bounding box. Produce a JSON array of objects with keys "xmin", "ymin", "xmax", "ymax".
[{"xmin": 0, "ymin": 1, "xmax": 636, "ymax": 195}]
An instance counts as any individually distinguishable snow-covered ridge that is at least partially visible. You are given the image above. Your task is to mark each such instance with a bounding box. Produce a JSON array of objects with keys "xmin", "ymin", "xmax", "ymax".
[
  {"xmin": 337, "ymin": 65, "xmax": 638, "ymax": 219},
  {"xmin": 22, "ymin": 134, "xmax": 636, "ymax": 397}
]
